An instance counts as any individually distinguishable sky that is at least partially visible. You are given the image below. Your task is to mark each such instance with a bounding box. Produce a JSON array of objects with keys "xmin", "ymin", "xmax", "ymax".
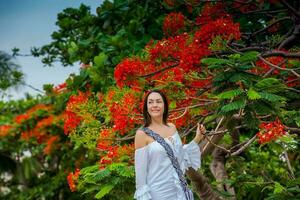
[{"xmin": 0, "ymin": 0, "xmax": 103, "ymax": 101}]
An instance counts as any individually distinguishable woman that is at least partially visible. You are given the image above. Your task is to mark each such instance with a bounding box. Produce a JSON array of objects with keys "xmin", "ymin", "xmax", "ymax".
[{"xmin": 134, "ymin": 90, "xmax": 205, "ymax": 200}]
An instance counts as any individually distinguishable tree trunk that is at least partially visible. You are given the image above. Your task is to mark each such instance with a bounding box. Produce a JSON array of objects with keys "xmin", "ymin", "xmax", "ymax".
[
  {"xmin": 210, "ymin": 147, "xmax": 236, "ymax": 199},
  {"xmin": 186, "ymin": 168, "xmax": 223, "ymax": 200}
]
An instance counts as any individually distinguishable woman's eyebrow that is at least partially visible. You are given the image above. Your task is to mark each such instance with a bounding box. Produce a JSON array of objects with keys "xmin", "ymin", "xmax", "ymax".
[{"xmin": 148, "ymin": 98, "xmax": 162, "ymax": 101}]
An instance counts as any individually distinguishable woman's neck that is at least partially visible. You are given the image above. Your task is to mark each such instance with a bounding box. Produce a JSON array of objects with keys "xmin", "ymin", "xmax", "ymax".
[{"xmin": 150, "ymin": 117, "xmax": 165, "ymax": 127}]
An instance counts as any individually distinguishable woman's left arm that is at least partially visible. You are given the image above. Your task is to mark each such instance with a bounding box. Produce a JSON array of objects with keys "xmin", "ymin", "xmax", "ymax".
[
  {"xmin": 193, "ymin": 123, "xmax": 206, "ymax": 144},
  {"xmin": 181, "ymin": 123, "xmax": 205, "ymax": 172}
]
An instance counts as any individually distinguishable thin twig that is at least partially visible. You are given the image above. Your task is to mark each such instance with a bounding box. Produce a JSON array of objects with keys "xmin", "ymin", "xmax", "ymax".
[
  {"xmin": 138, "ymin": 62, "xmax": 179, "ymax": 78},
  {"xmin": 283, "ymin": 149, "xmax": 295, "ymax": 179},
  {"xmin": 203, "ymin": 133, "xmax": 231, "ymax": 154},
  {"xmin": 251, "ymin": 17, "xmax": 291, "ymax": 37},
  {"xmin": 279, "ymin": 0, "xmax": 300, "ymax": 18},
  {"xmin": 258, "ymin": 55, "xmax": 300, "ymax": 77},
  {"xmin": 230, "ymin": 135, "xmax": 257, "ymax": 156}
]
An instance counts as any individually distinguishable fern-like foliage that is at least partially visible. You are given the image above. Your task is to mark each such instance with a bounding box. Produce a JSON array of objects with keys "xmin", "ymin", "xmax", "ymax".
[{"xmin": 77, "ymin": 163, "xmax": 135, "ymax": 199}]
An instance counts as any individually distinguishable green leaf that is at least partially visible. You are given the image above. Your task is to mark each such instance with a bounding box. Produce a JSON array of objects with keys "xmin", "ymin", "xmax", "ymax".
[
  {"xmin": 94, "ymin": 52, "xmax": 108, "ymax": 67},
  {"xmin": 217, "ymin": 89, "xmax": 243, "ymax": 99},
  {"xmin": 220, "ymin": 99, "xmax": 246, "ymax": 113},
  {"xmin": 255, "ymin": 78, "xmax": 286, "ymax": 93},
  {"xmin": 201, "ymin": 58, "xmax": 230, "ymax": 67},
  {"xmin": 247, "ymin": 88, "xmax": 261, "ymax": 100},
  {"xmin": 95, "ymin": 184, "xmax": 114, "ymax": 199},
  {"xmin": 93, "ymin": 169, "xmax": 111, "ymax": 181},
  {"xmin": 273, "ymin": 182, "xmax": 285, "ymax": 194},
  {"xmin": 239, "ymin": 51, "xmax": 259, "ymax": 63},
  {"xmin": 169, "ymin": 101, "xmax": 176, "ymax": 109},
  {"xmin": 259, "ymin": 92, "xmax": 286, "ymax": 102}
]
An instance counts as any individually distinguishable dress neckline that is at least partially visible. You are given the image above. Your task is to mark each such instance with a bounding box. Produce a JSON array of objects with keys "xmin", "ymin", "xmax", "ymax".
[
  {"xmin": 144, "ymin": 127, "xmax": 178, "ymax": 139},
  {"xmin": 135, "ymin": 130, "xmax": 179, "ymax": 151}
]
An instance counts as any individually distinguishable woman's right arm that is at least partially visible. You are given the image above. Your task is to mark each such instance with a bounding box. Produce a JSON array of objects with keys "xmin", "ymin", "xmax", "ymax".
[{"xmin": 134, "ymin": 130, "xmax": 152, "ymax": 200}]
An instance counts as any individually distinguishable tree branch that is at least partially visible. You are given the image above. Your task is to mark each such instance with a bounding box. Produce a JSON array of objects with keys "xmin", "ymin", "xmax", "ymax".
[
  {"xmin": 251, "ymin": 17, "xmax": 291, "ymax": 37},
  {"xmin": 258, "ymin": 55, "xmax": 300, "ymax": 77},
  {"xmin": 261, "ymin": 50, "xmax": 300, "ymax": 59},
  {"xmin": 279, "ymin": 0, "xmax": 300, "ymax": 18},
  {"xmin": 138, "ymin": 62, "xmax": 179, "ymax": 78},
  {"xmin": 230, "ymin": 135, "xmax": 257, "ymax": 156}
]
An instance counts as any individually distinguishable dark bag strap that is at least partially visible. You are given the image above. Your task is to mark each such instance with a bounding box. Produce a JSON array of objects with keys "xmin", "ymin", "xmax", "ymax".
[{"xmin": 141, "ymin": 127, "xmax": 194, "ymax": 200}]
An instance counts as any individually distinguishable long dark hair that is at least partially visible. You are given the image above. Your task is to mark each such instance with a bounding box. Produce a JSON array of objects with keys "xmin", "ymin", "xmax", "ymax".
[{"xmin": 143, "ymin": 89, "xmax": 169, "ymax": 127}]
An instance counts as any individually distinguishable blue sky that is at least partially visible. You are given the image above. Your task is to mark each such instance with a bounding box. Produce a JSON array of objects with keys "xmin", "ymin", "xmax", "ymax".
[{"xmin": 0, "ymin": 0, "xmax": 103, "ymax": 101}]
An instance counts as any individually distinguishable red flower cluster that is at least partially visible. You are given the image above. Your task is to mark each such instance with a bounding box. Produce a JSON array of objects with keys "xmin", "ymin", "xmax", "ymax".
[
  {"xmin": 35, "ymin": 116, "xmax": 54, "ymax": 130},
  {"xmin": 15, "ymin": 114, "xmax": 30, "ymax": 124},
  {"xmin": 96, "ymin": 128, "xmax": 114, "ymax": 151},
  {"xmin": 43, "ymin": 135, "xmax": 60, "ymax": 155},
  {"xmin": 108, "ymin": 92, "xmax": 140, "ymax": 135},
  {"xmin": 114, "ymin": 58, "xmax": 154, "ymax": 88},
  {"xmin": 53, "ymin": 82, "xmax": 67, "ymax": 94},
  {"xmin": 169, "ymin": 111, "xmax": 192, "ymax": 128},
  {"xmin": 189, "ymin": 79, "xmax": 211, "ymax": 88},
  {"xmin": 64, "ymin": 92, "xmax": 89, "ymax": 135},
  {"xmin": 163, "ymin": 12, "xmax": 185, "ymax": 36},
  {"xmin": 148, "ymin": 33, "xmax": 189, "ymax": 61},
  {"xmin": 179, "ymin": 42, "xmax": 210, "ymax": 72},
  {"xmin": 14, "ymin": 104, "xmax": 52, "ymax": 124},
  {"xmin": 66, "ymin": 92, "xmax": 88, "ymax": 111},
  {"xmin": 286, "ymin": 76, "xmax": 300, "ymax": 87},
  {"xmin": 195, "ymin": 3, "xmax": 229, "ymax": 25},
  {"xmin": 63, "ymin": 111, "xmax": 82, "ymax": 135},
  {"xmin": 194, "ymin": 18, "xmax": 241, "ymax": 48},
  {"xmin": 256, "ymin": 118, "xmax": 286, "ymax": 144},
  {"xmin": 0, "ymin": 125, "xmax": 12, "ymax": 137},
  {"xmin": 254, "ymin": 57, "xmax": 285, "ymax": 75},
  {"xmin": 148, "ymin": 33, "xmax": 210, "ymax": 73},
  {"xmin": 98, "ymin": 143, "xmax": 134, "ymax": 169},
  {"xmin": 67, "ymin": 168, "xmax": 80, "ymax": 192}
]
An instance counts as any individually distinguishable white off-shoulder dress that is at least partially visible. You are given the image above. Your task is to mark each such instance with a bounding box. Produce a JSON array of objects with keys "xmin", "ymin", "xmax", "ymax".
[{"xmin": 134, "ymin": 131, "xmax": 201, "ymax": 200}]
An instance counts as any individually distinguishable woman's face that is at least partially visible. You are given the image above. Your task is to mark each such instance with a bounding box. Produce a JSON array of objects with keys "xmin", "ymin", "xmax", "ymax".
[{"xmin": 147, "ymin": 92, "xmax": 164, "ymax": 118}]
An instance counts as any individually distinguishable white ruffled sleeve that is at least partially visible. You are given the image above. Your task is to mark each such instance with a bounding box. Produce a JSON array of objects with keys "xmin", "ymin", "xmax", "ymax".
[
  {"xmin": 134, "ymin": 146, "xmax": 152, "ymax": 200},
  {"xmin": 182, "ymin": 140, "xmax": 201, "ymax": 173}
]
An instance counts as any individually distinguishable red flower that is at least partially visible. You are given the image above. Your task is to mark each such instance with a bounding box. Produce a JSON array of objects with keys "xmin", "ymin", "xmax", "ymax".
[
  {"xmin": 66, "ymin": 92, "xmax": 89, "ymax": 111},
  {"xmin": 286, "ymin": 76, "xmax": 300, "ymax": 87},
  {"xmin": 0, "ymin": 125, "xmax": 12, "ymax": 137},
  {"xmin": 67, "ymin": 168, "xmax": 80, "ymax": 192},
  {"xmin": 53, "ymin": 82, "xmax": 67, "ymax": 94},
  {"xmin": 195, "ymin": 2, "xmax": 228, "ymax": 25},
  {"xmin": 256, "ymin": 117, "xmax": 286, "ymax": 144},
  {"xmin": 99, "ymin": 157, "xmax": 112, "ymax": 165},
  {"xmin": 254, "ymin": 57, "xmax": 285, "ymax": 75},
  {"xmin": 114, "ymin": 58, "xmax": 152, "ymax": 88},
  {"xmin": 105, "ymin": 90, "xmax": 141, "ymax": 135},
  {"xmin": 43, "ymin": 135, "xmax": 60, "ymax": 155},
  {"xmin": 163, "ymin": 12, "xmax": 185, "ymax": 36},
  {"xmin": 194, "ymin": 18, "xmax": 241, "ymax": 48},
  {"xmin": 15, "ymin": 114, "xmax": 30, "ymax": 124},
  {"xmin": 97, "ymin": 129, "xmax": 114, "ymax": 151},
  {"xmin": 63, "ymin": 111, "xmax": 82, "ymax": 135}
]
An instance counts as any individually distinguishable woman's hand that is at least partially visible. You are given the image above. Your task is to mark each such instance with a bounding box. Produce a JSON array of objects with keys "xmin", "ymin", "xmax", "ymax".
[{"xmin": 193, "ymin": 123, "xmax": 206, "ymax": 144}]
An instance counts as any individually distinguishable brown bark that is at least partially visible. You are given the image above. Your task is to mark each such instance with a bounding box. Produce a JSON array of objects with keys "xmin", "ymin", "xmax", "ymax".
[
  {"xmin": 210, "ymin": 147, "xmax": 236, "ymax": 199},
  {"xmin": 186, "ymin": 168, "xmax": 222, "ymax": 200},
  {"xmin": 201, "ymin": 127, "xmax": 227, "ymax": 157},
  {"xmin": 186, "ymin": 126, "xmax": 227, "ymax": 199}
]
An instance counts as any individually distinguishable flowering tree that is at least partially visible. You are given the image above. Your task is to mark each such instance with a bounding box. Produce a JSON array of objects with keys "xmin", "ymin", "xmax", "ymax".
[{"xmin": 1, "ymin": 0, "xmax": 300, "ymax": 199}]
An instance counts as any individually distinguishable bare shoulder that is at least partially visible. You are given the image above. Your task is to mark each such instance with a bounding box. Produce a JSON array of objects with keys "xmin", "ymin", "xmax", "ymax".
[
  {"xmin": 134, "ymin": 129, "xmax": 148, "ymax": 149},
  {"xmin": 167, "ymin": 122, "xmax": 177, "ymax": 131}
]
